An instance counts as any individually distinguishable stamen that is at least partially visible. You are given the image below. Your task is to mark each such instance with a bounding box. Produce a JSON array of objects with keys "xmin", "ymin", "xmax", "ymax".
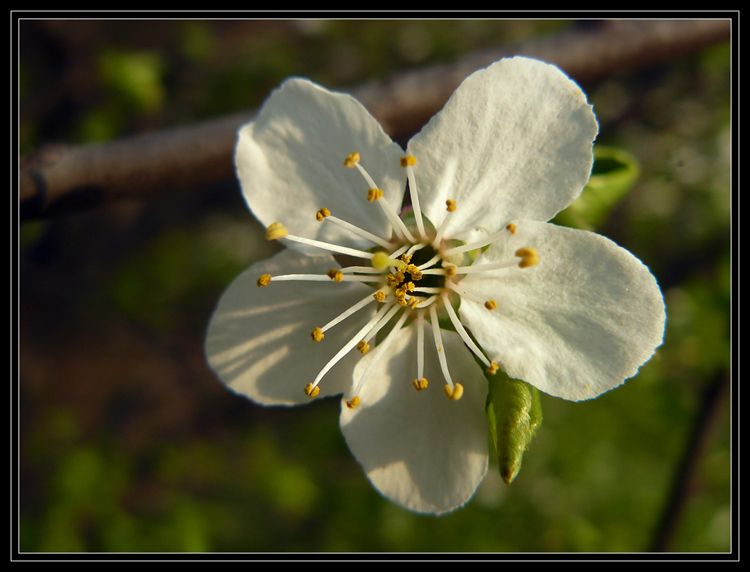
[
  {"xmin": 432, "ymin": 200, "xmax": 455, "ymax": 246},
  {"xmin": 389, "ymin": 244, "xmax": 410, "ymax": 259},
  {"xmin": 356, "ymin": 341, "xmax": 370, "ymax": 354},
  {"xmin": 441, "ymin": 293, "xmax": 492, "ymax": 370},
  {"xmin": 268, "ymin": 273, "xmax": 381, "ymax": 284},
  {"xmin": 400, "ymin": 155, "xmax": 417, "ymax": 168},
  {"xmin": 344, "ymin": 154, "xmax": 415, "ymax": 243},
  {"xmin": 340, "ymin": 266, "xmax": 383, "ymax": 274},
  {"xmin": 446, "ymin": 281, "xmax": 486, "ymax": 305},
  {"xmin": 405, "ymin": 242, "xmax": 428, "ymax": 258},
  {"xmin": 412, "ymin": 286, "xmax": 443, "ymax": 295},
  {"xmin": 444, "ymin": 383, "xmax": 464, "ymax": 401},
  {"xmin": 344, "ymin": 152, "xmax": 360, "ymax": 168},
  {"xmin": 327, "ymin": 268, "xmax": 344, "ymax": 282},
  {"xmin": 413, "ymin": 378, "xmax": 428, "ymax": 391},
  {"xmin": 451, "ymin": 259, "xmax": 519, "ymax": 275},
  {"xmin": 443, "ymin": 264, "xmax": 457, "ymax": 277},
  {"xmin": 309, "ymin": 302, "xmax": 396, "ymax": 392},
  {"xmin": 311, "ymin": 327, "xmax": 324, "ymax": 342},
  {"xmin": 402, "ymin": 155, "xmax": 426, "ymax": 239},
  {"xmin": 443, "ymin": 225, "xmax": 516, "ymax": 257},
  {"xmin": 351, "ymin": 309, "xmax": 410, "ymax": 398},
  {"xmin": 429, "ymin": 304, "xmax": 455, "ymax": 390},
  {"xmin": 506, "ymin": 223, "xmax": 517, "ymax": 234},
  {"xmin": 346, "ymin": 396, "xmax": 360, "ymax": 409},
  {"xmin": 414, "ymin": 295, "xmax": 439, "ymax": 309},
  {"xmin": 266, "ymin": 224, "xmax": 377, "ymax": 259},
  {"xmin": 516, "ymin": 247, "xmax": 540, "ymax": 268},
  {"xmin": 367, "ymin": 188, "xmax": 384, "ymax": 202},
  {"xmin": 430, "ymin": 157, "xmax": 459, "ymax": 247},
  {"xmin": 323, "ymin": 213, "xmax": 392, "ymax": 249},
  {"xmin": 485, "ymin": 299, "xmax": 498, "ymax": 310},
  {"xmin": 265, "ymin": 222, "xmax": 288, "ymax": 241},
  {"xmin": 376, "ymin": 196, "xmax": 416, "ymax": 243},
  {"xmin": 358, "ymin": 303, "xmax": 402, "ymax": 347},
  {"xmin": 304, "ymin": 382, "xmax": 320, "ymax": 398},
  {"xmin": 420, "ymin": 268, "xmax": 446, "ymax": 276},
  {"xmin": 352, "ymin": 159, "xmax": 378, "ymax": 189},
  {"xmin": 416, "ymin": 309, "xmax": 425, "ymax": 381},
  {"xmin": 257, "ymin": 274, "xmax": 271, "ymax": 287},
  {"xmin": 319, "ymin": 291, "xmax": 378, "ymax": 334},
  {"xmin": 416, "ymin": 253, "xmax": 442, "ymax": 271},
  {"xmin": 405, "ymin": 264, "xmax": 422, "ymax": 281},
  {"xmin": 316, "ymin": 208, "xmax": 331, "ymax": 221}
]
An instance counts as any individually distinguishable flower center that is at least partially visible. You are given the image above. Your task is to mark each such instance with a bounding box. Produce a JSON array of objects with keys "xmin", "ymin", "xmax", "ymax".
[{"xmin": 256, "ymin": 152, "xmax": 539, "ymax": 409}]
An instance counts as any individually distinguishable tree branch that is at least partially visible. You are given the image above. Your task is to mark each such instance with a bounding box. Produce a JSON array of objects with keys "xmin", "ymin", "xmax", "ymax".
[{"xmin": 19, "ymin": 19, "xmax": 730, "ymax": 221}]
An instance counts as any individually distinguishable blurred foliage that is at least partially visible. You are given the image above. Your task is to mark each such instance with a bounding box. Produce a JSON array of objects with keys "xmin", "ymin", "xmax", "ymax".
[
  {"xmin": 553, "ymin": 146, "xmax": 641, "ymax": 230},
  {"xmin": 19, "ymin": 20, "xmax": 731, "ymax": 554}
]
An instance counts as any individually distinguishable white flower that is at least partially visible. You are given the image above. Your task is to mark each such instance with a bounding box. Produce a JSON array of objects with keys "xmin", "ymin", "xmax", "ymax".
[{"xmin": 205, "ymin": 56, "xmax": 666, "ymax": 515}]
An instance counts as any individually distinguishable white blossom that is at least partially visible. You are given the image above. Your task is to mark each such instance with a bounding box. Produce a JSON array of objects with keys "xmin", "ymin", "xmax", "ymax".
[{"xmin": 205, "ymin": 57, "xmax": 666, "ymax": 514}]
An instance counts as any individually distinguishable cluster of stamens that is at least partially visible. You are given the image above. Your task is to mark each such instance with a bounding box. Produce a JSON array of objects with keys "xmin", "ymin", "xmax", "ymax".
[{"xmin": 257, "ymin": 152, "xmax": 539, "ymax": 409}]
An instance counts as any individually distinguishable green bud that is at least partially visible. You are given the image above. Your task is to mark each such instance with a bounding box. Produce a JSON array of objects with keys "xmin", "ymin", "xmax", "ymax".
[{"xmin": 485, "ymin": 371, "xmax": 543, "ymax": 485}]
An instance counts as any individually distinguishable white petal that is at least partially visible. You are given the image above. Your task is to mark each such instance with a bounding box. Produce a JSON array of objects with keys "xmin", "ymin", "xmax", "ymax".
[
  {"xmin": 205, "ymin": 248, "xmax": 378, "ymax": 405},
  {"xmin": 340, "ymin": 324, "xmax": 489, "ymax": 515},
  {"xmin": 458, "ymin": 221, "xmax": 666, "ymax": 401},
  {"xmin": 236, "ymin": 78, "xmax": 407, "ymax": 253},
  {"xmin": 407, "ymin": 57, "xmax": 598, "ymax": 238}
]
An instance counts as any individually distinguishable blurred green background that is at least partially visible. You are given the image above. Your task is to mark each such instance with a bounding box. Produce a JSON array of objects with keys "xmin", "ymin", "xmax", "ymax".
[{"xmin": 18, "ymin": 20, "xmax": 731, "ymax": 553}]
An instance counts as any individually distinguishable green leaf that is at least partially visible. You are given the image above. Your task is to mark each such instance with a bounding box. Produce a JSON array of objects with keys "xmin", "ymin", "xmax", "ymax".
[
  {"xmin": 553, "ymin": 146, "xmax": 640, "ymax": 230},
  {"xmin": 485, "ymin": 372, "xmax": 543, "ymax": 484}
]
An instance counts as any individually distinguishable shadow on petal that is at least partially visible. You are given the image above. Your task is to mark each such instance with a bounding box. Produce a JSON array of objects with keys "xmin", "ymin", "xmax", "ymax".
[{"xmin": 340, "ymin": 325, "xmax": 489, "ymax": 514}]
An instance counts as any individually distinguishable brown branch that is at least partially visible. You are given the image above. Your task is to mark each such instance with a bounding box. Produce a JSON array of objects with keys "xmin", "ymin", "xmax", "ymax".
[{"xmin": 19, "ymin": 19, "xmax": 730, "ymax": 221}]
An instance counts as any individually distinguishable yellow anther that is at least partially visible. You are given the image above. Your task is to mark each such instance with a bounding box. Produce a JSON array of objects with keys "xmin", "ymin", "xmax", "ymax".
[
  {"xmin": 367, "ymin": 188, "xmax": 384, "ymax": 202},
  {"xmin": 443, "ymin": 264, "xmax": 457, "ymax": 277},
  {"xmin": 485, "ymin": 299, "xmax": 498, "ymax": 310},
  {"xmin": 486, "ymin": 362, "xmax": 499, "ymax": 375},
  {"xmin": 506, "ymin": 222, "xmax": 517, "ymax": 234},
  {"xmin": 401, "ymin": 155, "xmax": 417, "ymax": 167},
  {"xmin": 346, "ymin": 396, "xmax": 361, "ymax": 409},
  {"xmin": 406, "ymin": 264, "xmax": 422, "ymax": 281},
  {"xmin": 327, "ymin": 268, "xmax": 344, "ymax": 282},
  {"xmin": 399, "ymin": 253, "xmax": 412, "ymax": 264},
  {"xmin": 257, "ymin": 274, "xmax": 271, "ymax": 287},
  {"xmin": 373, "ymin": 290, "xmax": 386, "ymax": 303},
  {"xmin": 446, "ymin": 199, "xmax": 457, "ymax": 212},
  {"xmin": 413, "ymin": 377, "xmax": 428, "ymax": 391},
  {"xmin": 265, "ymin": 222, "xmax": 288, "ymax": 241},
  {"xmin": 356, "ymin": 340, "xmax": 370, "ymax": 355},
  {"xmin": 516, "ymin": 247, "xmax": 540, "ymax": 268},
  {"xmin": 407, "ymin": 297, "xmax": 420, "ymax": 309},
  {"xmin": 344, "ymin": 152, "xmax": 360, "ymax": 168},
  {"xmin": 316, "ymin": 207, "xmax": 331, "ymax": 221},
  {"xmin": 386, "ymin": 271, "xmax": 405, "ymax": 288},
  {"xmin": 444, "ymin": 383, "xmax": 464, "ymax": 401},
  {"xmin": 304, "ymin": 383, "xmax": 320, "ymax": 398},
  {"xmin": 311, "ymin": 327, "xmax": 325, "ymax": 342}
]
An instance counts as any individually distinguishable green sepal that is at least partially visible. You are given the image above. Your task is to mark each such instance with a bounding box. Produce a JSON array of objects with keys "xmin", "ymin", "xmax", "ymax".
[
  {"xmin": 485, "ymin": 371, "xmax": 543, "ymax": 485},
  {"xmin": 553, "ymin": 145, "xmax": 640, "ymax": 230}
]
